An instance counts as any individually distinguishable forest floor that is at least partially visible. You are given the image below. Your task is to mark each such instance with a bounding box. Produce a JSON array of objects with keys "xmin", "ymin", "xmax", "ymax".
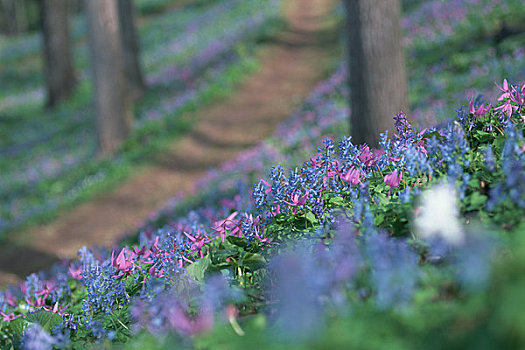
[{"xmin": 0, "ymin": 0, "xmax": 338, "ymax": 287}]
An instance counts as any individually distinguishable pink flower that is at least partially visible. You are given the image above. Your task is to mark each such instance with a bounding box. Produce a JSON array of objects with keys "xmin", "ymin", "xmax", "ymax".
[
  {"xmin": 358, "ymin": 147, "xmax": 384, "ymax": 167},
  {"xmin": 496, "ymin": 79, "xmax": 512, "ymax": 101},
  {"xmin": 260, "ymin": 179, "xmax": 272, "ymax": 194},
  {"xmin": 384, "ymin": 170, "xmax": 402, "ymax": 188},
  {"xmin": 184, "ymin": 229, "xmax": 212, "ymax": 259},
  {"xmin": 270, "ymin": 204, "xmax": 281, "ymax": 217},
  {"xmin": 342, "ymin": 166, "xmax": 362, "ymax": 185},
  {"xmin": 4, "ymin": 290, "xmax": 17, "ymax": 307},
  {"xmin": 148, "ymin": 265, "xmax": 164, "ymax": 278},
  {"xmin": 469, "ymin": 97, "xmax": 491, "ymax": 118},
  {"xmin": 111, "ymin": 248, "xmax": 134, "ymax": 278},
  {"xmin": 285, "ymin": 191, "xmax": 308, "ymax": 207},
  {"xmin": 212, "ymin": 212, "xmax": 241, "ymax": 243},
  {"xmin": 495, "ymin": 100, "xmax": 518, "ymax": 117},
  {"xmin": 43, "ymin": 301, "xmax": 68, "ymax": 315},
  {"xmin": 310, "ymin": 154, "xmax": 322, "ymax": 168},
  {"xmin": 284, "ymin": 191, "xmax": 308, "ymax": 214},
  {"xmin": 68, "ymin": 265, "xmax": 82, "ymax": 280},
  {"xmin": 132, "ymin": 245, "xmax": 152, "ymax": 260},
  {"xmin": 0, "ymin": 312, "xmax": 20, "ymax": 322},
  {"xmin": 510, "ymin": 86, "xmax": 525, "ymax": 106}
]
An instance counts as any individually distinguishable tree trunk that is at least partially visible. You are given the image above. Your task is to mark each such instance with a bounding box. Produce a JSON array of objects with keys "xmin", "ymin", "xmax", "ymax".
[
  {"xmin": 1, "ymin": 0, "xmax": 27, "ymax": 35},
  {"xmin": 41, "ymin": 0, "xmax": 76, "ymax": 108},
  {"xmin": 343, "ymin": 0, "xmax": 408, "ymax": 147},
  {"xmin": 117, "ymin": 0, "xmax": 145, "ymax": 101},
  {"xmin": 85, "ymin": 0, "xmax": 132, "ymax": 156}
]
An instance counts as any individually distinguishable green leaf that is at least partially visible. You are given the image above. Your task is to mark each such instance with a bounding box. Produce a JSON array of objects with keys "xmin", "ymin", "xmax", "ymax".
[
  {"xmin": 465, "ymin": 191, "xmax": 487, "ymax": 211},
  {"xmin": 329, "ymin": 196, "xmax": 344, "ymax": 206},
  {"xmin": 26, "ymin": 310, "xmax": 63, "ymax": 332},
  {"xmin": 9, "ymin": 318, "xmax": 29, "ymax": 336},
  {"xmin": 124, "ymin": 274, "xmax": 142, "ymax": 296},
  {"xmin": 422, "ymin": 130, "xmax": 443, "ymax": 141},
  {"xmin": 242, "ymin": 253, "xmax": 267, "ymax": 270},
  {"xmin": 186, "ymin": 255, "xmax": 212, "ymax": 283},
  {"xmin": 211, "ymin": 248, "xmax": 238, "ymax": 260},
  {"xmin": 305, "ymin": 211, "xmax": 318, "ymax": 224},
  {"xmin": 227, "ymin": 236, "xmax": 248, "ymax": 248}
]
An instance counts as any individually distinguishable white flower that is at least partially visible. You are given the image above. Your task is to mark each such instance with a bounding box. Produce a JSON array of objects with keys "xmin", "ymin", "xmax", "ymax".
[{"xmin": 414, "ymin": 182, "xmax": 465, "ymax": 246}]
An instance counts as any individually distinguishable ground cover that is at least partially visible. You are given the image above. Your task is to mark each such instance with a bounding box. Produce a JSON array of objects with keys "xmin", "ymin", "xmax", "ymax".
[
  {"xmin": 0, "ymin": 67, "xmax": 523, "ymax": 349},
  {"xmin": 0, "ymin": 0, "xmax": 284, "ymax": 236}
]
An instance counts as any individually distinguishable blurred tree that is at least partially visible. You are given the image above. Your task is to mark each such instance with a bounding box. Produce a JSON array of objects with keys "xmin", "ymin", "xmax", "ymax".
[
  {"xmin": 343, "ymin": 0, "xmax": 408, "ymax": 146},
  {"xmin": 1, "ymin": 0, "xmax": 28, "ymax": 34},
  {"xmin": 41, "ymin": 0, "xmax": 76, "ymax": 108},
  {"xmin": 117, "ymin": 0, "xmax": 145, "ymax": 101},
  {"xmin": 85, "ymin": 0, "xmax": 132, "ymax": 156}
]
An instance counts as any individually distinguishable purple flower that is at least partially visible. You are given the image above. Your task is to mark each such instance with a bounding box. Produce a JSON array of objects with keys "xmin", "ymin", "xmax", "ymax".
[
  {"xmin": 365, "ymin": 233, "xmax": 419, "ymax": 308},
  {"xmin": 384, "ymin": 170, "xmax": 402, "ymax": 187},
  {"xmin": 495, "ymin": 99, "xmax": 518, "ymax": 117},
  {"xmin": 468, "ymin": 97, "xmax": 491, "ymax": 118},
  {"xmin": 496, "ymin": 78, "xmax": 512, "ymax": 101},
  {"xmin": 342, "ymin": 166, "xmax": 362, "ymax": 185},
  {"xmin": 393, "ymin": 112, "xmax": 414, "ymax": 141}
]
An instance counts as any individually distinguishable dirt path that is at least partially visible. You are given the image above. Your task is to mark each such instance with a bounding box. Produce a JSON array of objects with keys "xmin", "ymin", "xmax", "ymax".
[{"xmin": 0, "ymin": 0, "xmax": 337, "ymax": 287}]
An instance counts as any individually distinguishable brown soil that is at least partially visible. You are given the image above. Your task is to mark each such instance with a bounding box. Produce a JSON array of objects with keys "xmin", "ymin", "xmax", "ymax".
[{"xmin": 0, "ymin": 0, "xmax": 338, "ymax": 287}]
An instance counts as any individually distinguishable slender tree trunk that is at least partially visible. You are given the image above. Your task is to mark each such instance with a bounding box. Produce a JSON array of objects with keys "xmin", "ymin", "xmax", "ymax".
[
  {"xmin": 1, "ymin": 0, "xmax": 27, "ymax": 35},
  {"xmin": 41, "ymin": 0, "xmax": 76, "ymax": 108},
  {"xmin": 14, "ymin": 0, "xmax": 27, "ymax": 33},
  {"xmin": 117, "ymin": 0, "xmax": 145, "ymax": 101},
  {"xmin": 85, "ymin": 0, "xmax": 132, "ymax": 156},
  {"xmin": 343, "ymin": 0, "xmax": 408, "ymax": 146}
]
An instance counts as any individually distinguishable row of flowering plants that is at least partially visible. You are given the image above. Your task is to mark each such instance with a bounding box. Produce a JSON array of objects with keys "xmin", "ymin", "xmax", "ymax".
[{"xmin": 0, "ymin": 77, "xmax": 523, "ymax": 348}]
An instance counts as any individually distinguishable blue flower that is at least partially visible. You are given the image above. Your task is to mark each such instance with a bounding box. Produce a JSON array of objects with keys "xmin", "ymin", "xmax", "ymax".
[{"xmin": 365, "ymin": 233, "xmax": 419, "ymax": 308}]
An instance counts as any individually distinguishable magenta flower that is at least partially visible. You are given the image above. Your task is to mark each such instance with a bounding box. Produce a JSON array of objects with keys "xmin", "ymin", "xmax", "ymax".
[
  {"xmin": 148, "ymin": 265, "xmax": 164, "ymax": 278},
  {"xmin": 212, "ymin": 211, "xmax": 241, "ymax": 243},
  {"xmin": 270, "ymin": 204, "xmax": 281, "ymax": 217},
  {"xmin": 496, "ymin": 79, "xmax": 511, "ymax": 101},
  {"xmin": 43, "ymin": 301, "xmax": 68, "ymax": 315},
  {"xmin": 468, "ymin": 97, "xmax": 491, "ymax": 118},
  {"xmin": 342, "ymin": 166, "xmax": 362, "ymax": 185},
  {"xmin": 495, "ymin": 100, "xmax": 518, "ymax": 117},
  {"xmin": 309, "ymin": 154, "xmax": 322, "ymax": 168},
  {"xmin": 5, "ymin": 290, "xmax": 17, "ymax": 307},
  {"xmin": 384, "ymin": 170, "xmax": 402, "ymax": 188},
  {"xmin": 261, "ymin": 179, "xmax": 272, "ymax": 194},
  {"xmin": 0, "ymin": 312, "xmax": 20, "ymax": 322},
  {"xmin": 285, "ymin": 191, "xmax": 308, "ymax": 207},
  {"xmin": 285, "ymin": 191, "xmax": 308, "ymax": 214},
  {"xmin": 510, "ymin": 85, "xmax": 525, "ymax": 106},
  {"xmin": 132, "ymin": 245, "xmax": 152, "ymax": 260},
  {"xmin": 184, "ymin": 229, "xmax": 212, "ymax": 258},
  {"xmin": 68, "ymin": 265, "xmax": 82, "ymax": 280},
  {"xmin": 358, "ymin": 146, "xmax": 383, "ymax": 167},
  {"xmin": 111, "ymin": 248, "xmax": 134, "ymax": 278}
]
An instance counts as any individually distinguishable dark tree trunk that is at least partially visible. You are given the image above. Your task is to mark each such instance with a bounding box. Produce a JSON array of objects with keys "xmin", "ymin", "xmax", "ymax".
[
  {"xmin": 117, "ymin": 0, "xmax": 145, "ymax": 101},
  {"xmin": 41, "ymin": 0, "xmax": 76, "ymax": 108},
  {"xmin": 85, "ymin": 0, "xmax": 132, "ymax": 156},
  {"xmin": 343, "ymin": 0, "xmax": 408, "ymax": 146},
  {"xmin": 1, "ymin": 0, "xmax": 28, "ymax": 35}
]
